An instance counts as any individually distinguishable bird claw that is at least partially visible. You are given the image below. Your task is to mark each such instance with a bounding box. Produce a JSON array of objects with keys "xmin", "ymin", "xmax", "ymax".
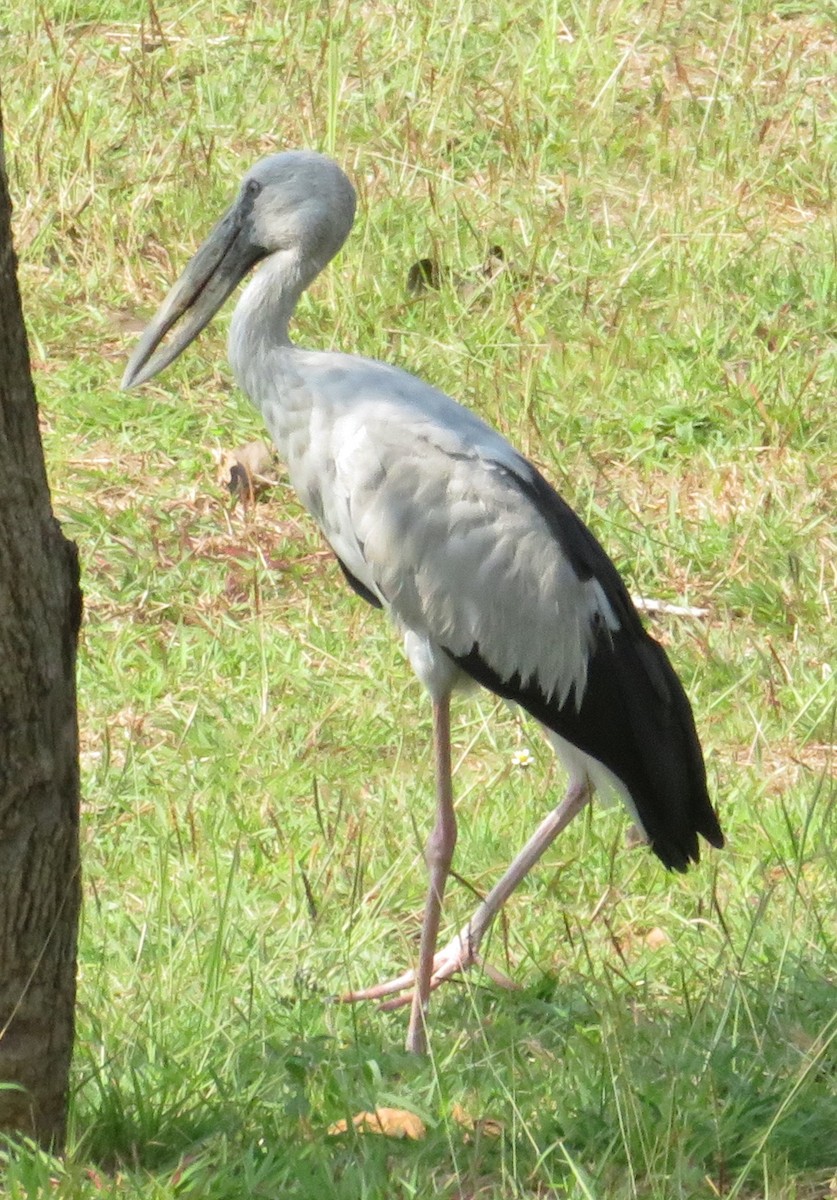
[{"xmin": 339, "ymin": 929, "xmax": 520, "ymax": 1011}]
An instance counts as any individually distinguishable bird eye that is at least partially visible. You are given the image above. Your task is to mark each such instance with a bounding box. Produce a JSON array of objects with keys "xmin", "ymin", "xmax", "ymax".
[{"xmin": 244, "ymin": 178, "xmax": 262, "ymax": 199}]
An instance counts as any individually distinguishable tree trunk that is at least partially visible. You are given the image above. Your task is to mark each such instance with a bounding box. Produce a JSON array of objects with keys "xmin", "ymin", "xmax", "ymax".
[{"xmin": 0, "ymin": 102, "xmax": 82, "ymax": 1150}]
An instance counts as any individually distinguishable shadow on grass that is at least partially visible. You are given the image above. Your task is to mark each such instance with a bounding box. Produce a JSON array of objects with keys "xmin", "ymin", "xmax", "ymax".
[{"xmin": 70, "ymin": 953, "xmax": 837, "ymax": 1198}]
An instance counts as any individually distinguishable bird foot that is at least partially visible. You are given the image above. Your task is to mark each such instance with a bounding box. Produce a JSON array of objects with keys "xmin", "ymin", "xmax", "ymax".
[{"xmin": 339, "ymin": 927, "xmax": 519, "ymax": 1012}]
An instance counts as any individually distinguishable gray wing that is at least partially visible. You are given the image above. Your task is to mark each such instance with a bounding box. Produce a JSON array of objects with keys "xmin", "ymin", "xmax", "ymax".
[
  {"xmin": 327, "ymin": 405, "xmax": 619, "ymax": 710},
  {"xmin": 319, "ymin": 389, "xmax": 721, "ymax": 872}
]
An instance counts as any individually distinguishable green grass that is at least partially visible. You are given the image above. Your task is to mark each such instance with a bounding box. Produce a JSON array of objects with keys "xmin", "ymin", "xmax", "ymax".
[{"xmin": 3, "ymin": 1, "xmax": 836, "ymax": 1196}]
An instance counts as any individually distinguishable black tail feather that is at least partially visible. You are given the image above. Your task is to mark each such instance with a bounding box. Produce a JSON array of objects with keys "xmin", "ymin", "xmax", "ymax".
[
  {"xmin": 450, "ymin": 625, "xmax": 723, "ymax": 872},
  {"xmin": 452, "ymin": 459, "xmax": 725, "ymax": 870}
]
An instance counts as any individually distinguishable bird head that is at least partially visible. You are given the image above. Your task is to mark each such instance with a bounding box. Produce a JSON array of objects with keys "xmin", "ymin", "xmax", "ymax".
[{"xmin": 121, "ymin": 150, "xmax": 357, "ymax": 389}]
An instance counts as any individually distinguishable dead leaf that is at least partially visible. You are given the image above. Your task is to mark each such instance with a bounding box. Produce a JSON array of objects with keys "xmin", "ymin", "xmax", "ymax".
[
  {"xmin": 406, "ymin": 257, "xmax": 446, "ymax": 295},
  {"xmin": 405, "ymin": 244, "xmax": 528, "ymax": 302},
  {"xmin": 643, "ymin": 927, "xmax": 670, "ymax": 950},
  {"xmin": 328, "ymin": 1107, "xmax": 426, "ymax": 1140},
  {"xmin": 451, "ymin": 1102, "xmax": 503, "ymax": 1139},
  {"xmin": 451, "ymin": 1102, "xmax": 474, "ymax": 1130},
  {"xmin": 214, "ymin": 440, "xmax": 278, "ymax": 503}
]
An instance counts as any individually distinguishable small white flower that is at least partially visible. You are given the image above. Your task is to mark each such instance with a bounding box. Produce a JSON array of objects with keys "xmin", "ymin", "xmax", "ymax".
[{"xmin": 511, "ymin": 748, "xmax": 534, "ymax": 768}]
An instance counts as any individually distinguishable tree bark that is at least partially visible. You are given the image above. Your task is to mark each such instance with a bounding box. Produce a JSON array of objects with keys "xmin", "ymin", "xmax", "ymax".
[{"xmin": 0, "ymin": 100, "xmax": 82, "ymax": 1150}]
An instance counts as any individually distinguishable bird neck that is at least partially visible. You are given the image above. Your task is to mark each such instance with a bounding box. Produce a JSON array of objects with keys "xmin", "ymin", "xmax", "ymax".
[
  {"xmin": 228, "ymin": 247, "xmax": 324, "ymax": 391},
  {"xmin": 231, "ymin": 249, "xmax": 301, "ymax": 347}
]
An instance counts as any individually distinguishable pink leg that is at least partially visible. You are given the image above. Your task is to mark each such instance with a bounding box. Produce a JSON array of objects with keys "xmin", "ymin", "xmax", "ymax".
[
  {"xmin": 342, "ymin": 776, "xmax": 592, "ymax": 1023},
  {"xmin": 405, "ymin": 696, "xmax": 456, "ymax": 1054},
  {"xmin": 424, "ymin": 776, "xmax": 591, "ymax": 982},
  {"xmin": 341, "ymin": 696, "xmax": 457, "ymax": 1054}
]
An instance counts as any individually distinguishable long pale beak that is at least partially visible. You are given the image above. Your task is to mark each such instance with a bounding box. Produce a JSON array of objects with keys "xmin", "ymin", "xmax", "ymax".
[{"xmin": 121, "ymin": 201, "xmax": 263, "ymax": 390}]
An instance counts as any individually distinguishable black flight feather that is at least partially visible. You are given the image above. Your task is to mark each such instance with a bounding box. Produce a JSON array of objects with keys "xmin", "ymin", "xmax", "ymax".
[
  {"xmin": 336, "ymin": 556, "xmax": 383, "ymax": 609},
  {"xmin": 449, "ymin": 461, "xmax": 724, "ymax": 872}
]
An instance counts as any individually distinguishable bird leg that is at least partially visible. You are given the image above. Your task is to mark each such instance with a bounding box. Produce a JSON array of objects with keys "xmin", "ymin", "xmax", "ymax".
[
  {"xmin": 340, "ymin": 697, "xmax": 457, "ymax": 1055},
  {"xmin": 341, "ymin": 776, "xmax": 592, "ymax": 1034},
  {"xmin": 398, "ymin": 776, "xmax": 592, "ymax": 998},
  {"xmin": 405, "ymin": 695, "xmax": 457, "ymax": 1054}
]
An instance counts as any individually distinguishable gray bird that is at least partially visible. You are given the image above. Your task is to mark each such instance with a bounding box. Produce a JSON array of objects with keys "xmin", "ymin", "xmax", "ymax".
[{"xmin": 123, "ymin": 150, "xmax": 724, "ymax": 1055}]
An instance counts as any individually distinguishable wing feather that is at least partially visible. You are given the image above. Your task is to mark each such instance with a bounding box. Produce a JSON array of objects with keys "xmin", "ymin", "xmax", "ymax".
[
  {"xmin": 336, "ymin": 426, "xmax": 612, "ymax": 708},
  {"xmin": 291, "ymin": 362, "xmax": 722, "ymax": 870}
]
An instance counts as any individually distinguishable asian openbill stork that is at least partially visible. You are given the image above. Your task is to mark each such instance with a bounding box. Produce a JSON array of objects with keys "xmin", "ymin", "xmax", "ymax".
[{"xmin": 123, "ymin": 150, "xmax": 724, "ymax": 1054}]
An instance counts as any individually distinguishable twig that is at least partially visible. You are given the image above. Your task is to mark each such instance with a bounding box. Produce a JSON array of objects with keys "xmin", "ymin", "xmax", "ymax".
[{"xmin": 631, "ymin": 595, "xmax": 708, "ymax": 619}]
